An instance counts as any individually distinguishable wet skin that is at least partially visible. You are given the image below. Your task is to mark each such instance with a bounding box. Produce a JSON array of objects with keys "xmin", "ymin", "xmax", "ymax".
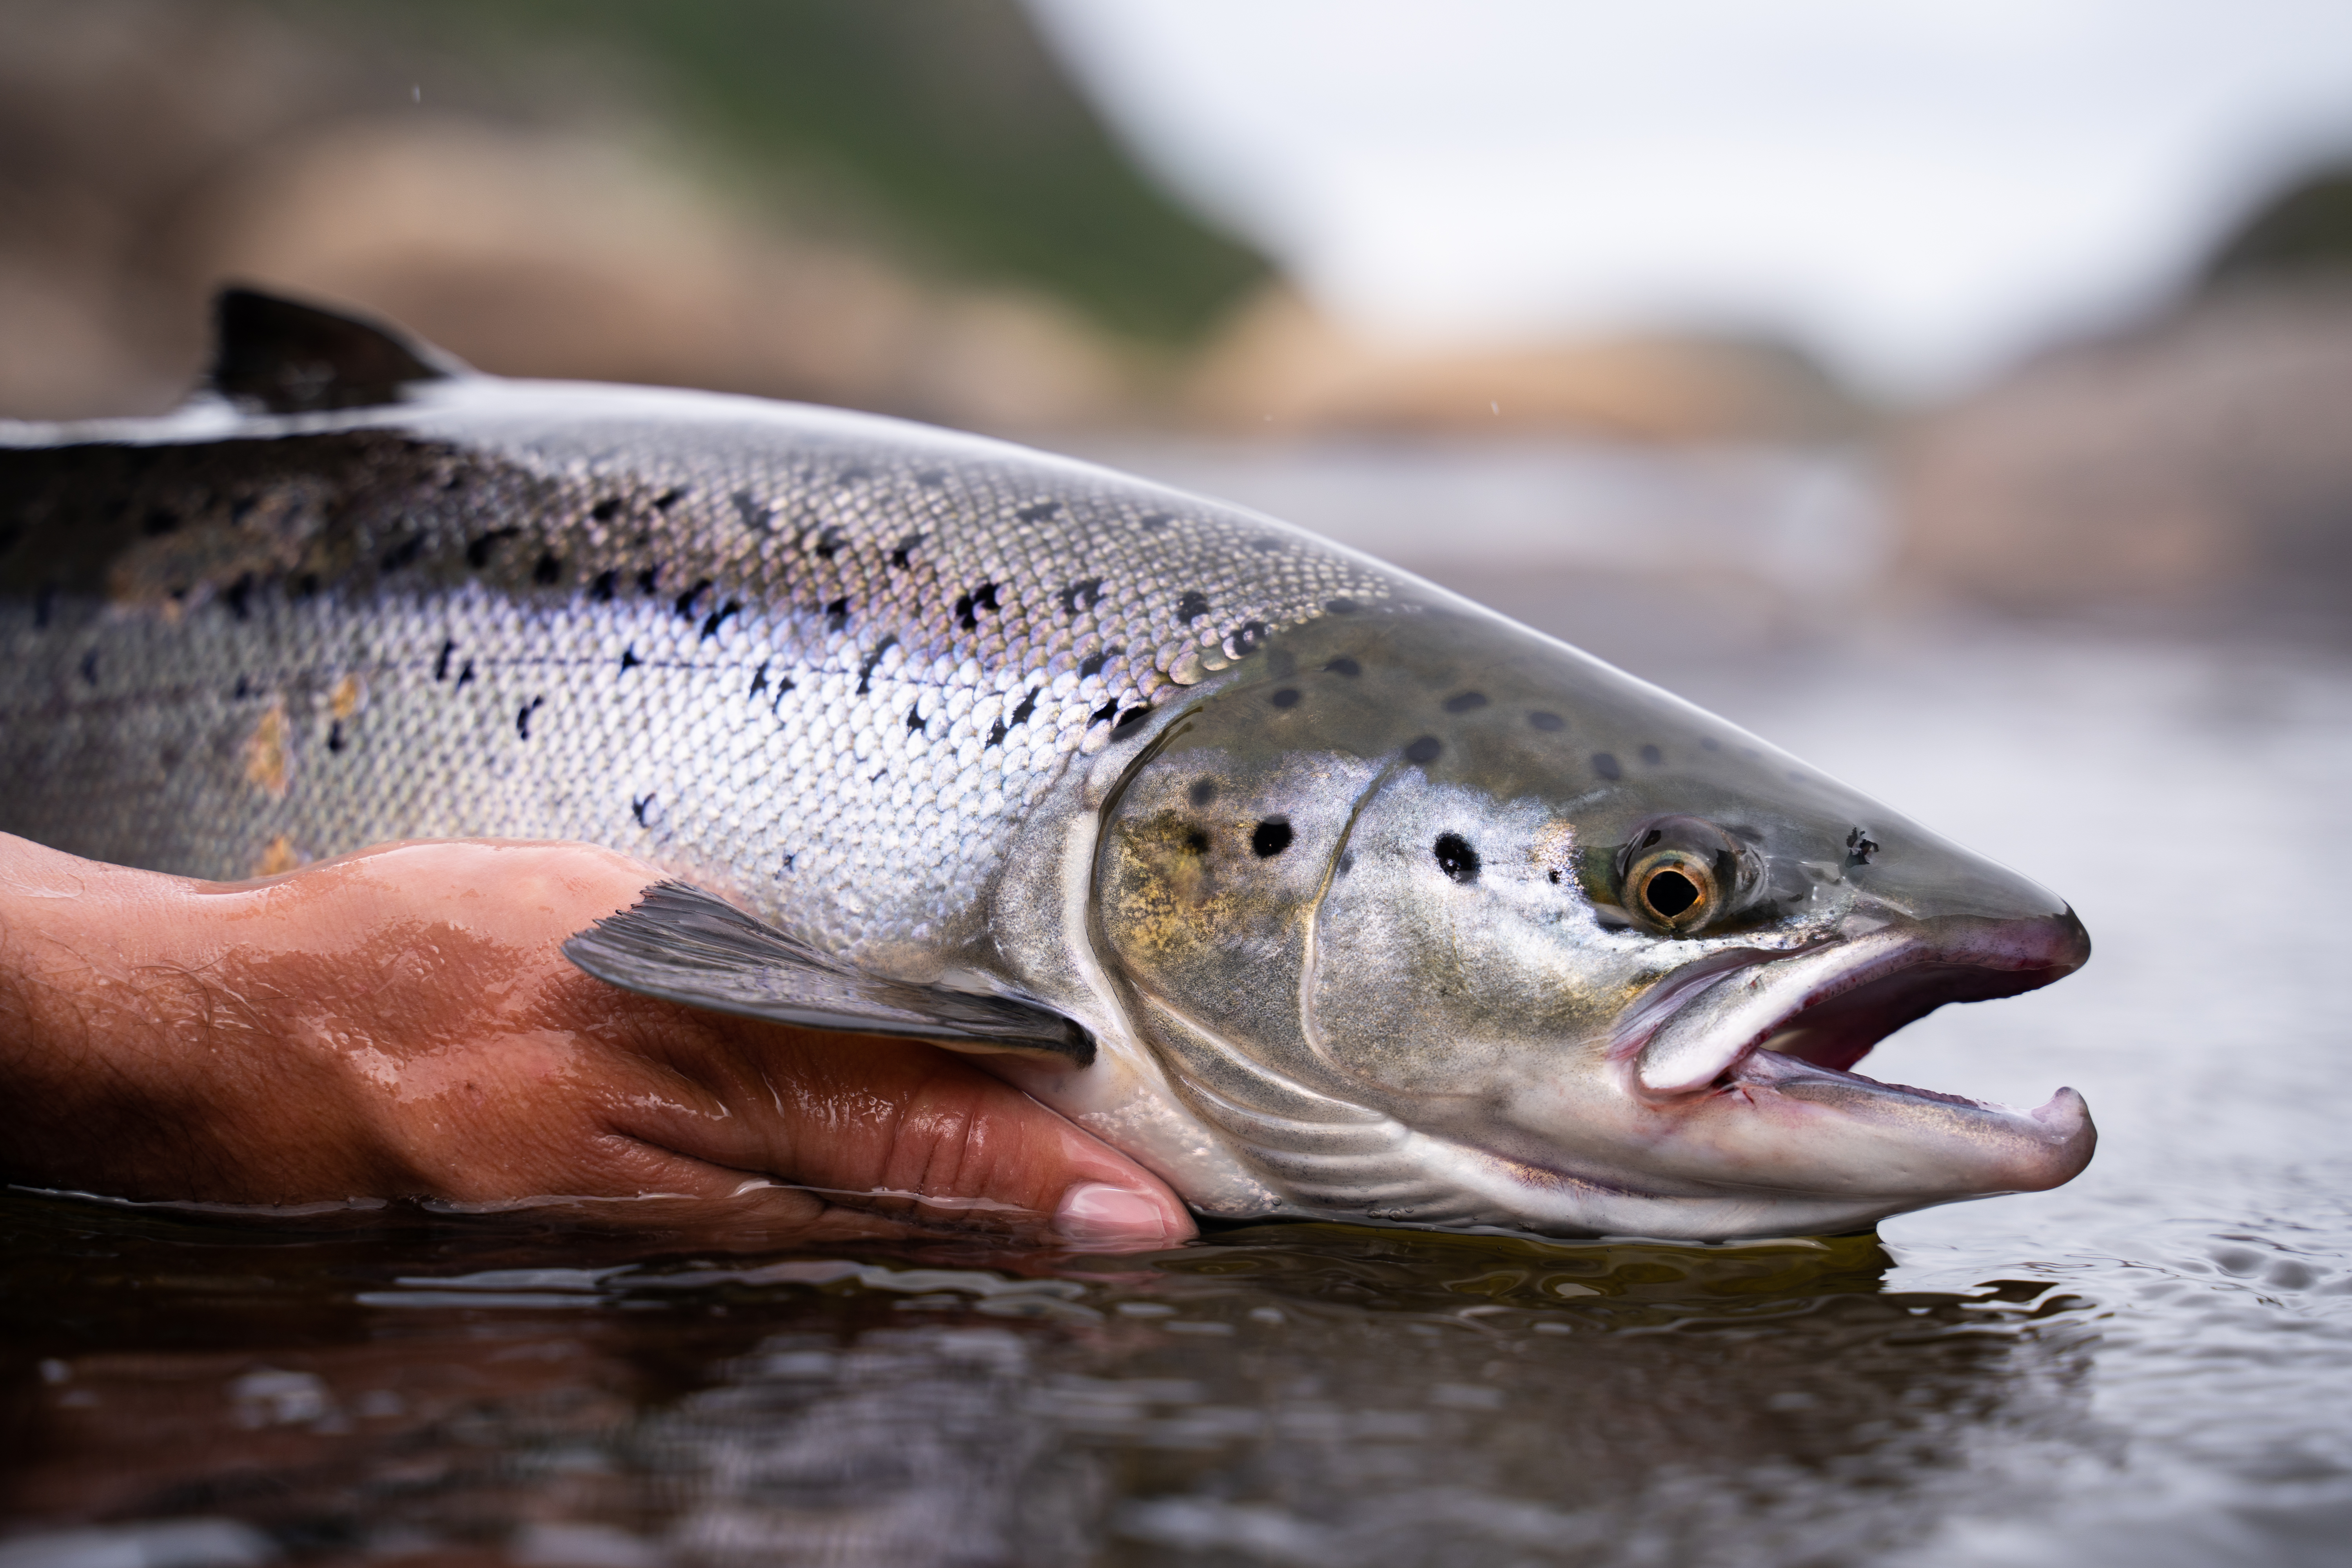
[{"xmin": 0, "ymin": 836, "xmax": 1192, "ymax": 1247}]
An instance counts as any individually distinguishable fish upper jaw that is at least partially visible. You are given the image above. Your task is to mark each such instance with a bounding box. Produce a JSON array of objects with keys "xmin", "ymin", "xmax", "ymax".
[{"xmin": 1626, "ymin": 908, "xmax": 2090, "ymax": 1100}]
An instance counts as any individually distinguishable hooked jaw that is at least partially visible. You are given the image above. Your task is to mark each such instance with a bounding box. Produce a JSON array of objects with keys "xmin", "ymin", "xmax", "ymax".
[{"xmin": 1617, "ymin": 908, "xmax": 2096, "ymax": 1205}]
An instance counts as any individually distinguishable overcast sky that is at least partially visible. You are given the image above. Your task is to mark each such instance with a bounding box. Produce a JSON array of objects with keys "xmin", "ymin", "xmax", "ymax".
[{"xmin": 1028, "ymin": 0, "xmax": 2352, "ymax": 394}]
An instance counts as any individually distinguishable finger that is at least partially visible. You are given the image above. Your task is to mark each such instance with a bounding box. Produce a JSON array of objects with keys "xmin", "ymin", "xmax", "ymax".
[{"xmin": 585, "ymin": 1002, "xmax": 1195, "ymax": 1248}]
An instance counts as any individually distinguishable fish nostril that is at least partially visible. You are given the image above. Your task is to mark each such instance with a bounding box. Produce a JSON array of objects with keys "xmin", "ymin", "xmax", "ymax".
[
  {"xmin": 1252, "ymin": 820, "xmax": 1293, "ymax": 858},
  {"xmin": 1434, "ymin": 832, "xmax": 1480, "ymax": 884}
]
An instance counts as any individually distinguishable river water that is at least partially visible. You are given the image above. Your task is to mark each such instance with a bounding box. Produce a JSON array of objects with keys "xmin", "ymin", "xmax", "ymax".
[{"xmin": 4, "ymin": 450, "xmax": 2350, "ymax": 1566}]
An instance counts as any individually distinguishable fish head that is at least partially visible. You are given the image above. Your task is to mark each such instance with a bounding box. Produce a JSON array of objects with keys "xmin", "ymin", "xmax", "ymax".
[{"xmin": 1093, "ymin": 606, "xmax": 2092, "ymax": 1239}]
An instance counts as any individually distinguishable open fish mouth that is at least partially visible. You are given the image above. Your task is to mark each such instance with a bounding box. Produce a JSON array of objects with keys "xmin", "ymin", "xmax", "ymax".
[{"xmin": 1621, "ymin": 915, "xmax": 2096, "ymax": 1196}]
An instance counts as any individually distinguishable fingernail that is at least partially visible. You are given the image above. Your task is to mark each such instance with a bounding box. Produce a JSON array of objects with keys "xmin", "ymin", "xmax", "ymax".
[{"xmin": 1054, "ymin": 1181, "xmax": 1179, "ymax": 1247}]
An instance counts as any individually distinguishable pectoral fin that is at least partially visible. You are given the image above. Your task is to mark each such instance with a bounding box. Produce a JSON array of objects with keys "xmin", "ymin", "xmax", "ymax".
[{"xmin": 562, "ymin": 881, "xmax": 1094, "ymax": 1065}]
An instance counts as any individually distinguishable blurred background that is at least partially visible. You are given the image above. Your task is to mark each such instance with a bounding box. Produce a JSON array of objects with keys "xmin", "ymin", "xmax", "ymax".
[{"xmin": 7, "ymin": 0, "xmax": 2352, "ymax": 664}]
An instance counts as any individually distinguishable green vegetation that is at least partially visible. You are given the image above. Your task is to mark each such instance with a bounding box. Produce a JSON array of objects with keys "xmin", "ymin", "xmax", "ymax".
[
  {"xmin": 2205, "ymin": 163, "xmax": 2352, "ymax": 287},
  {"xmin": 290, "ymin": 0, "xmax": 1268, "ymax": 344}
]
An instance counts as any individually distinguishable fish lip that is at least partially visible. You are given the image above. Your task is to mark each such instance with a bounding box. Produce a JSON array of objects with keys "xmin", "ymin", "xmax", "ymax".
[{"xmin": 1625, "ymin": 912, "xmax": 2087, "ymax": 1105}]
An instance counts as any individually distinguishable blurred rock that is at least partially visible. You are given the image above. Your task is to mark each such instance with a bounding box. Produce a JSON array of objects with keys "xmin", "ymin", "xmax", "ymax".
[
  {"xmin": 0, "ymin": 0, "xmax": 1154, "ymax": 430},
  {"xmin": 1186, "ymin": 285, "xmax": 1865, "ymax": 443},
  {"xmin": 183, "ymin": 116, "xmax": 1140, "ymax": 430},
  {"xmin": 1896, "ymin": 285, "xmax": 2352, "ymax": 622}
]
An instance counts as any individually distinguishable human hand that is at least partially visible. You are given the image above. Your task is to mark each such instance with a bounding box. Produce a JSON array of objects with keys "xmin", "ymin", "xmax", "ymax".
[{"xmin": 0, "ymin": 836, "xmax": 1192, "ymax": 1248}]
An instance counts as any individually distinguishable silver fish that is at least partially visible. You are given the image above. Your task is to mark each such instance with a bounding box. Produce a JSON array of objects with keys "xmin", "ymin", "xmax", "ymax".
[{"xmin": 0, "ymin": 289, "xmax": 2094, "ymax": 1239}]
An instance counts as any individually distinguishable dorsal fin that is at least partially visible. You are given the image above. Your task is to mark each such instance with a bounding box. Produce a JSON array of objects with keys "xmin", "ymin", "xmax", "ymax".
[{"xmin": 206, "ymin": 286, "xmax": 469, "ymax": 414}]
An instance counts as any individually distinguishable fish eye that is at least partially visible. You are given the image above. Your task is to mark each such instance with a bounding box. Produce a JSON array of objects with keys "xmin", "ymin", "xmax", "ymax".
[{"xmin": 1617, "ymin": 815, "xmax": 1756, "ymax": 933}]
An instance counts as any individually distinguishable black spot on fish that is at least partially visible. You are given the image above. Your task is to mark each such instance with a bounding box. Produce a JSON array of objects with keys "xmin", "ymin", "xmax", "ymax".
[
  {"xmin": 675, "ymin": 579, "xmax": 713, "ymax": 619},
  {"xmin": 813, "ymin": 524, "xmax": 847, "ymax": 559},
  {"xmin": 1846, "ymin": 826, "xmax": 1880, "ymax": 866},
  {"xmin": 780, "ymin": 851, "xmax": 796, "ymax": 870},
  {"xmin": 889, "ymin": 532, "xmax": 926, "ymax": 568},
  {"xmin": 1183, "ymin": 827, "xmax": 1210, "ymax": 854},
  {"xmin": 1270, "ymin": 688, "xmax": 1301, "ymax": 708},
  {"xmin": 1079, "ymin": 646, "xmax": 1123, "ymax": 679},
  {"xmin": 653, "ymin": 488, "xmax": 685, "ymax": 511},
  {"xmin": 1249, "ymin": 536, "xmax": 1284, "ymax": 553},
  {"xmin": 1189, "ymin": 779, "xmax": 1218, "ymax": 808},
  {"xmin": 771, "ymin": 676, "xmax": 796, "ymax": 711},
  {"xmin": 1325, "ymin": 597, "xmax": 1360, "ymax": 615},
  {"xmin": 700, "ymin": 599, "xmax": 740, "ymax": 642},
  {"xmin": 870, "ymin": 767, "xmax": 887, "ymax": 783},
  {"xmin": 731, "ymin": 492, "xmax": 775, "ymax": 532},
  {"xmin": 1177, "ymin": 590, "xmax": 1210, "ymax": 624},
  {"xmin": 465, "ymin": 528, "xmax": 520, "ymax": 569},
  {"xmin": 591, "ymin": 498, "xmax": 623, "ymax": 523},
  {"xmin": 327, "ymin": 721, "xmax": 346, "ymax": 754},
  {"xmin": 1060, "ymin": 577, "xmax": 1104, "ymax": 615},
  {"xmin": 435, "ymin": 640, "xmax": 455, "ymax": 681},
  {"xmin": 1405, "ymin": 735, "xmax": 1443, "ymax": 764},
  {"xmin": 1640, "ymin": 744, "xmax": 1663, "ymax": 766},
  {"xmin": 1529, "ymin": 710, "xmax": 1564, "ymax": 731},
  {"xmin": 620, "ymin": 646, "xmax": 641, "ymax": 672},
  {"xmin": 534, "ymin": 552, "xmax": 563, "ymax": 586},
  {"xmin": 637, "ymin": 564, "xmax": 661, "ymax": 595},
  {"xmin": 1324, "ymin": 657, "xmax": 1361, "ymax": 677},
  {"xmin": 455, "ymin": 659, "xmax": 475, "ymax": 690},
  {"xmin": 223, "ymin": 574, "xmax": 254, "ymax": 622},
  {"xmin": 1089, "ymin": 699, "xmax": 1120, "ymax": 727},
  {"xmin": 380, "ymin": 535, "xmax": 424, "ymax": 572},
  {"xmin": 1548, "ymin": 868, "xmax": 1562, "ymax": 884},
  {"xmin": 1443, "ymin": 691, "xmax": 1489, "ymax": 714},
  {"xmin": 826, "ymin": 597, "xmax": 851, "ymax": 632},
  {"xmin": 749, "ymin": 661, "xmax": 769, "ymax": 699},
  {"xmin": 1228, "ymin": 621, "xmax": 1267, "ymax": 656},
  {"xmin": 142, "ymin": 506, "xmax": 179, "ymax": 537},
  {"xmin": 517, "ymin": 697, "xmax": 544, "ymax": 739},
  {"xmin": 1017, "ymin": 501, "xmax": 1062, "ymax": 524},
  {"xmin": 233, "ymin": 675, "xmax": 250, "ymax": 700},
  {"xmin": 1010, "ymin": 688, "xmax": 1038, "ymax": 725},
  {"xmin": 296, "ymin": 573, "xmax": 319, "ymax": 598},
  {"xmin": 1252, "ymin": 819, "xmax": 1294, "ymax": 858},
  {"xmin": 590, "ymin": 570, "xmax": 617, "ymax": 602},
  {"xmin": 632, "ymin": 794, "xmax": 654, "ymax": 826},
  {"xmin": 1338, "ymin": 851, "xmax": 1355, "ymax": 876},
  {"xmin": 78, "ymin": 650, "xmax": 97, "ymax": 685},
  {"xmin": 1139, "ymin": 512, "xmax": 1172, "ymax": 533},
  {"xmin": 986, "ymin": 719, "xmax": 1007, "ymax": 747},
  {"xmin": 1112, "ymin": 706, "xmax": 1151, "ymax": 737},
  {"xmin": 955, "ymin": 582, "xmax": 1001, "ymax": 631},
  {"xmin": 907, "ymin": 701, "xmax": 926, "ymax": 734},
  {"xmin": 857, "ymin": 635, "xmax": 900, "ymax": 695},
  {"xmin": 1593, "ymin": 753, "xmax": 1622, "ymax": 781},
  {"xmin": 1434, "ymin": 832, "xmax": 1480, "ymax": 884}
]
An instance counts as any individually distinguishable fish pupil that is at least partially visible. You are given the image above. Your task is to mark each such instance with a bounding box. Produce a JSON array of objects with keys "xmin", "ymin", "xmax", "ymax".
[
  {"xmin": 1434, "ymin": 833, "xmax": 1480, "ymax": 884},
  {"xmin": 1646, "ymin": 869, "xmax": 1700, "ymax": 917},
  {"xmin": 1252, "ymin": 820, "xmax": 1293, "ymax": 858}
]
